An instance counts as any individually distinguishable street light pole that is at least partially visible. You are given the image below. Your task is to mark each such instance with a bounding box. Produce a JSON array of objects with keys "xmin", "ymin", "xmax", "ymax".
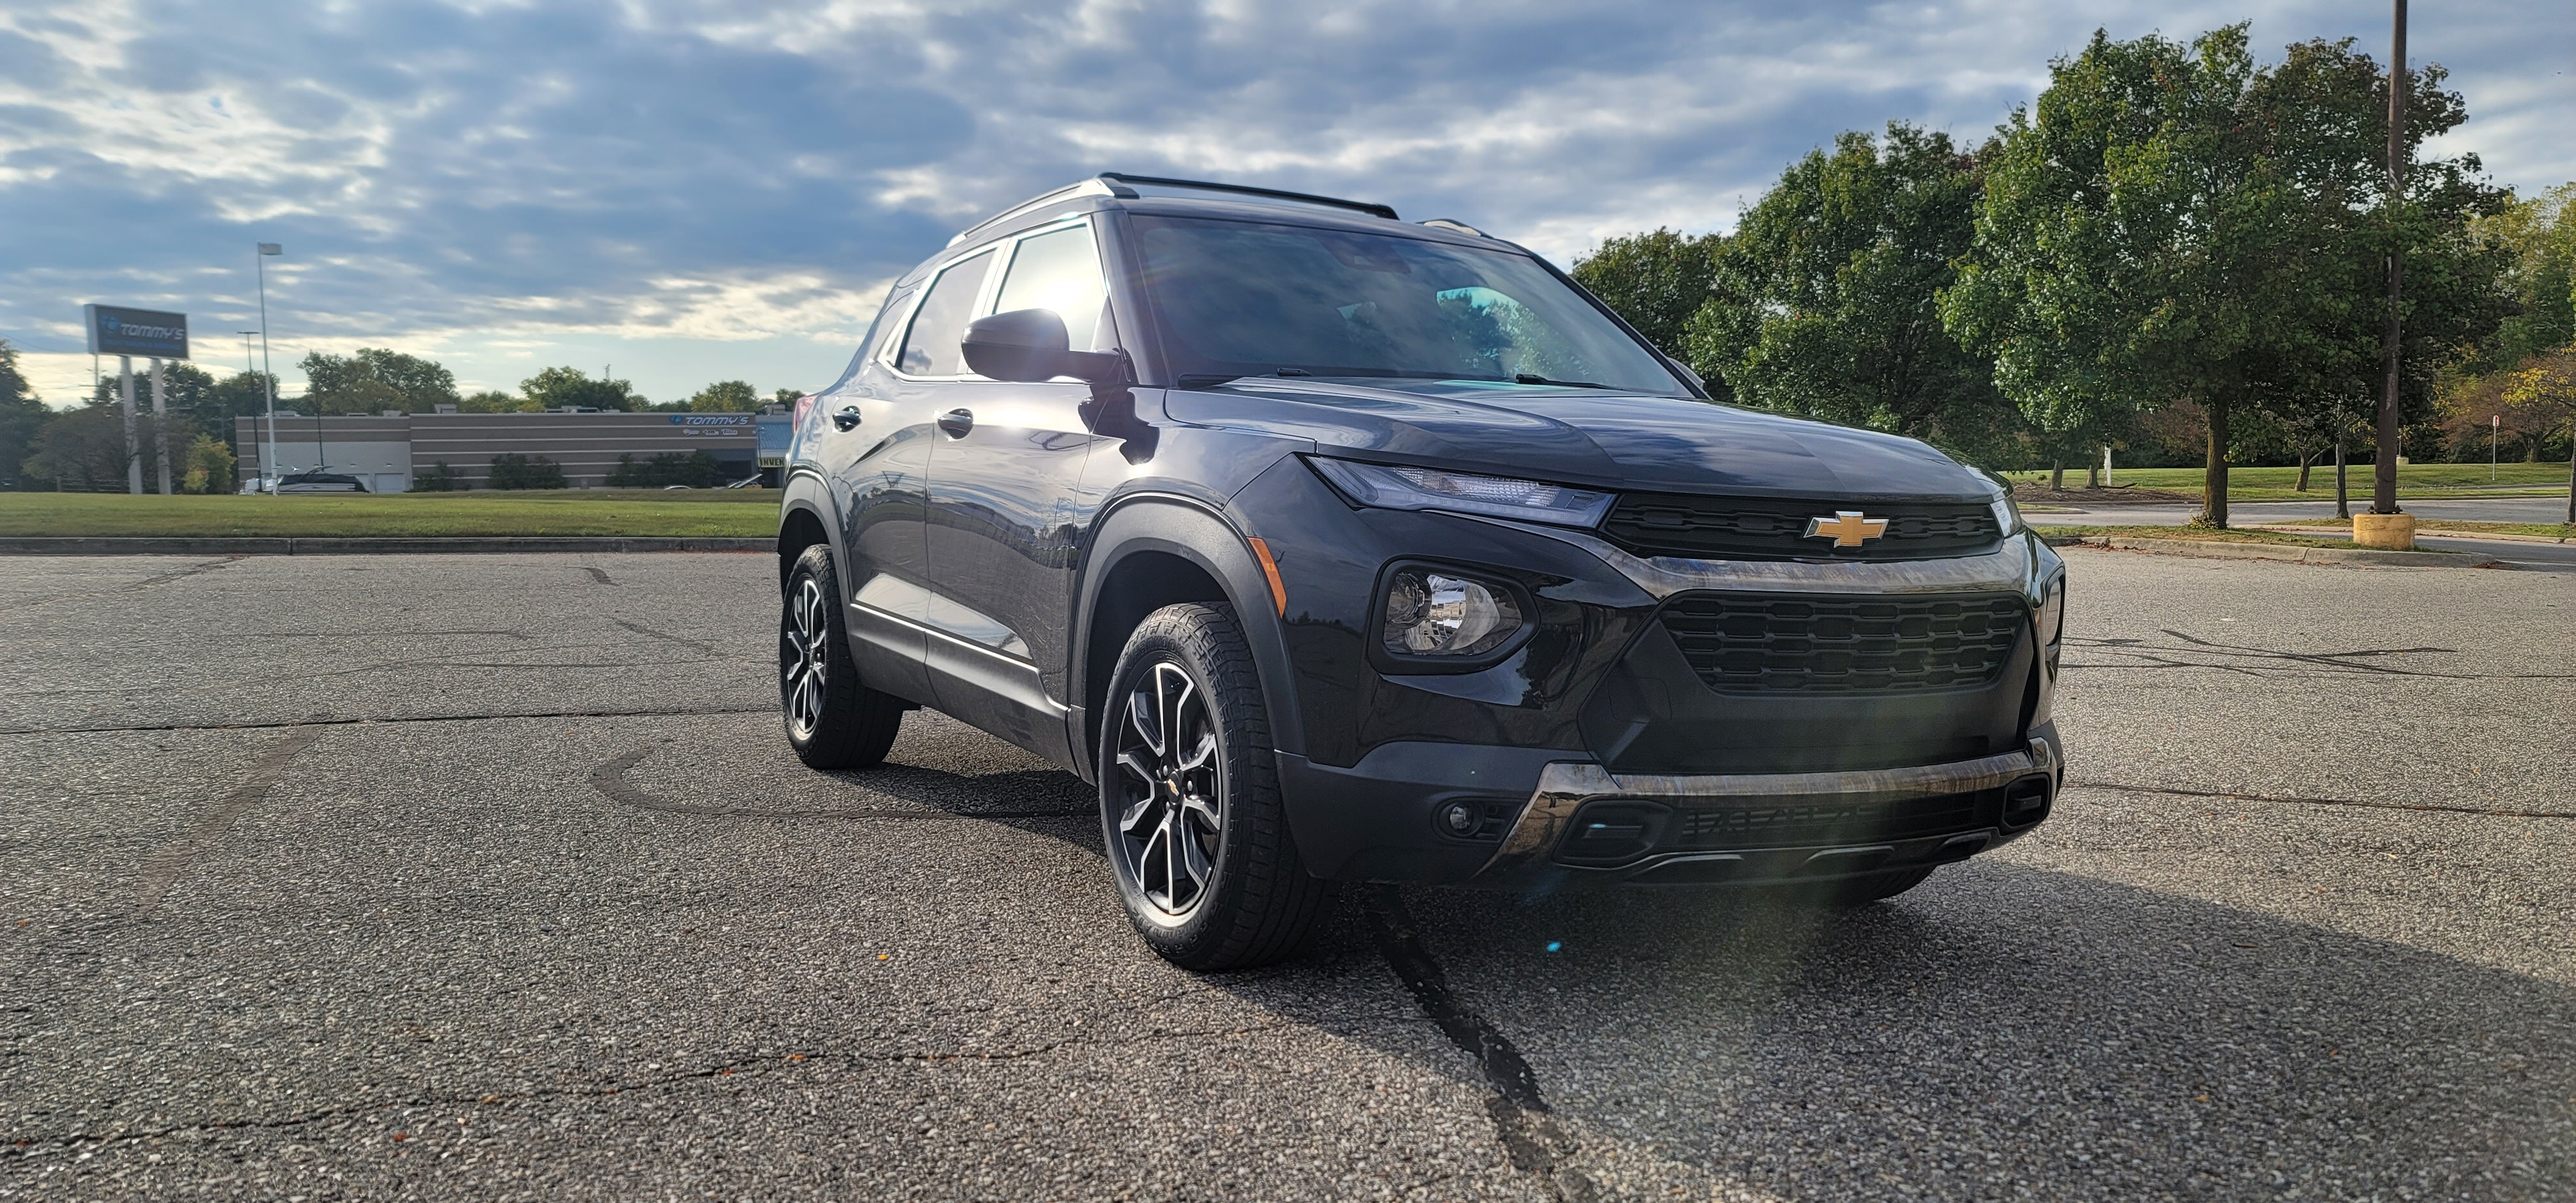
[
  {"xmin": 257, "ymin": 243, "xmax": 282, "ymax": 489},
  {"xmin": 2371, "ymin": 0, "xmax": 2408, "ymax": 516}
]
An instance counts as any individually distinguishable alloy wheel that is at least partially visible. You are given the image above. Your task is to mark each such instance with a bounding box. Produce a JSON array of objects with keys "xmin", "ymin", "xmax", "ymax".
[
  {"xmin": 780, "ymin": 576, "xmax": 828, "ymax": 737},
  {"xmin": 1111, "ymin": 660, "xmax": 1224, "ymax": 916}
]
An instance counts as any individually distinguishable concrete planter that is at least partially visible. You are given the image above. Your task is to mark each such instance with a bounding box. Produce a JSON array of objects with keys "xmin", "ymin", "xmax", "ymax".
[{"xmin": 2352, "ymin": 513, "xmax": 2417, "ymax": 549}]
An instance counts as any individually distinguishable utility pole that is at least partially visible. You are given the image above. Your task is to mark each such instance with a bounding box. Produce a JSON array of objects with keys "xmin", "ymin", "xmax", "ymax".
[
  {"xmin": 257, "ymin": 243, "xmax": 282, "ymax": 488},
  {"xmin": 2371, "ymin": 0, "xmax": 2408, "ymax": 516},
  {"xmin": 2491, "ymin": 414, "xmax": 2500, "ymax": 481}
]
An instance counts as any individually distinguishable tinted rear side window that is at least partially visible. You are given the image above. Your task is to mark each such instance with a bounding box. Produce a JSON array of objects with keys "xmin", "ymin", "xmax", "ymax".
[{"xmin": 896, "ymin": 251, "xmax": 993, "ymax": 377}]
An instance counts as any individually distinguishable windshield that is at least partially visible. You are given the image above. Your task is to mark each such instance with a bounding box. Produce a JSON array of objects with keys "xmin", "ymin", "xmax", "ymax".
[{"xmin": 1129, "ymin": 215, "xmax": 1690, "ymax": 395}]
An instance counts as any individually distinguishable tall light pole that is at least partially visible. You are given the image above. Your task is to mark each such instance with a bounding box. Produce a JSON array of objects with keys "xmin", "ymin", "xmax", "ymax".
[
  {"xmin": 256, "ymin": 242, "xmax": 282, "ymax": 488},
  {"xmin": 2371, "ymin": 0, "xmax": 2407, "ymax": 516}
]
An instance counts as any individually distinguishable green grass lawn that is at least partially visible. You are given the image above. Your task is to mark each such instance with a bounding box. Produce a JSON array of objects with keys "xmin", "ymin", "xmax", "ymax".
[
  {"xmin": 2031, "ymin": 524, "xmax": 2426, "ymax": 550},
  {"xmin": 2000, "ymin": 462, "xmax": 2573, "ymax": 501},
  {"xmin": 0, "ymin": 490, "xmax": 779, "ymax": 538}
]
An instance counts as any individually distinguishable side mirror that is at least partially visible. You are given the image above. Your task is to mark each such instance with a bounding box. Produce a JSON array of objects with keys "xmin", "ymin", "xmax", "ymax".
[{"xmin": 961, "ymin": 309, "xmax": 1128, "ymax": 386}]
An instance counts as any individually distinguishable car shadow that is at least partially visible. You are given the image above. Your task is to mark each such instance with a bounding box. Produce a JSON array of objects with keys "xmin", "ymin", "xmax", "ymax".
[{"xmin": 1200, "ymin": 863, "xmax": 2575, "ymax": 1199}]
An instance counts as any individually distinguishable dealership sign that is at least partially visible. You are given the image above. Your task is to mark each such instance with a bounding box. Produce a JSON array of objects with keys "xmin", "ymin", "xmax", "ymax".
[
  {"xmin": 84, "ymin": 305, "xmax": 189, "ymax": 359},
  {"xmin": 667, "ymin": 413, "xmax": 754, "ymax": 426}
]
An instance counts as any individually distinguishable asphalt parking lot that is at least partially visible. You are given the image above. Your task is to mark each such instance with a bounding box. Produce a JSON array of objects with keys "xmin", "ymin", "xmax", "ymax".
[{"xmin": 3, "ymin": 550, "xmax": 2570, "ymax": 1201}]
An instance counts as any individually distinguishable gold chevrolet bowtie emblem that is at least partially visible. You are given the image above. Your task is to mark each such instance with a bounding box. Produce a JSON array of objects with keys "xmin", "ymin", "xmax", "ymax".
[{"xmin": 1804, "ymin": 510, "xmax": 1889, "ymax": 547}]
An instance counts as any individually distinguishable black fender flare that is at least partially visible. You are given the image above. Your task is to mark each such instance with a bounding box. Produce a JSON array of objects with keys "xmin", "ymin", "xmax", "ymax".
[
  {"xmin": 775, "ymin": 467, "xmax": 848, "ymax": 598},
  {"xmin": 1070, "ymin": 495, "xmax": 1306, "ymax": 781}
]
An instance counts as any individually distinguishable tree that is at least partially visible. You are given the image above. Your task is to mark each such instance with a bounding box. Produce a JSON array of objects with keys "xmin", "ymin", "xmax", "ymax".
[
  {"xmin": 0, "ymin": 338, "xmax": 47, "ymax": 490},
  {"xmin": 415, "ymin": 461, "xmax": 464, "ymax": 491},
  {"xmin": 522, "ymin": 366, "xmax": 642, "ymax": 411},
  {"xmin": 2499, "ymin": 348, "xmax": 2576, "ymax": 523},
  {"xmin": 688, "ymin": 379, "xmax": 761, "ymax": 412},
  {"xmin": 19, "ymin": 404, "xmax": 127, "ymax": 489},
  {"xmin": 773, "ymin": 387, "xmax": 805, "ymax": 408},
  {"xmin": 1688, "ymin": 122, "xmax": 2029, "ymax": 466},
  {"xmin": 1946, "ymin": 26, "xmax": 2398, "ymax": 528},
  {"xmin": 460, "ymin": 390, "xmax": 536, "ymax": 413},
  {"xmin": 1570, "ymin": 228, "xmax": 1722, "ymax": 366},
  {"xmin": 486, "ymin": 453, "xmax": 566, "ymax": 489},
  {"xmin": 180, "ymin": 433, "xmax": 235, "ymax": 493},
  {"xmin": 302, "ymin": 348, "xmax": 460, "ymax": 413}
]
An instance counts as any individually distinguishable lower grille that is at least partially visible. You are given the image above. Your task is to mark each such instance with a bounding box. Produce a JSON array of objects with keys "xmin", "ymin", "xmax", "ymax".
[
  {"xmin": 1661, "ymin": 592, "xmax": 2024, "ymax": 695},
  {"xmin": 1676, "ymin": 790, "xmax": 1991, "ymax": 850}
]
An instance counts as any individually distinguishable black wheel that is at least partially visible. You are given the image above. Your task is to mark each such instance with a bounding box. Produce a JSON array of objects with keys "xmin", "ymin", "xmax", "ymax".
[
  {"xmin": 1100, "ymin": 603, "xmax": 1332, "ymax": 970},
  {"xmin": 779, "ymin": 545, "xmax": 904, "ymax": 770}
]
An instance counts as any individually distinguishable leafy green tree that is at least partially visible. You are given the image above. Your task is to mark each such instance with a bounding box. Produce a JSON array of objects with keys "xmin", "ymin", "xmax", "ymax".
[
  {"xmin": 1687, "ymin": 122, "xmax": 2027, "ymax": 464},
  {"xmin": 1571, "ymin": 228, "xmax": 1722, "ymax": 366},
  {"xmin": 415, "ymin": 461, "xmax": 465, "ymax": 491},
  {"xmin": 522, "ymin": 366, "xmax": 642, "ymax": 411},
  {"xmin": 460, "ymin": 390, "xmax": 536, "ymax": 413},
  {"xmin": 302, "ymin": 348, "xmax": 460, "ymax": 413},
  {"xmin": 179, "ymin": 433, "xmax": 236, "ymax": 493},
  {"xmin": 0, "ymin": 338, "xmax": 48, "ymax": 490},
  {"xmin": 486, "ymin": 453, "xmax": 567, "ymax": 489},
  {"xmin": 20, "ymin": 404, "xmax": 126, "ymax": 489},
  {"xmin": 688, "ymin": 379, "xmax": 761, "ymax": 412},
  {"xmin": 773, "ymin": 387, "xmax": 805, "ymax": 408},
  {"xmin": 1946, "ymin": 26, "xmax": 2383, "ymax": 527}
]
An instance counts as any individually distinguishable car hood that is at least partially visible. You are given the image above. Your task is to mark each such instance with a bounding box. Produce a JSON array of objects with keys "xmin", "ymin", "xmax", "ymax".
[{"xmin": 1161, "ymin": 377, "xmax": 1995, "ymax": 501}]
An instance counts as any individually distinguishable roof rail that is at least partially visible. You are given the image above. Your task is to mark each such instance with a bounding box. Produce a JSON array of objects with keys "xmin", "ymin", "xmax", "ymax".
[
  {"xmin": 949, "ymin": 178, "xmax": 1119, "ymax": 247},
  {"xmin": 1096, "ymin": 172, "xmax": 1398, "ymax": 221}
]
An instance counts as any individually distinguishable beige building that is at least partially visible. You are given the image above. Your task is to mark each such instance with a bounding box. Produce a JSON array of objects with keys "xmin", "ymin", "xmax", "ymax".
[{"xmin": 237, "ymin": 411, "xmax": 778, "ymax": 490}]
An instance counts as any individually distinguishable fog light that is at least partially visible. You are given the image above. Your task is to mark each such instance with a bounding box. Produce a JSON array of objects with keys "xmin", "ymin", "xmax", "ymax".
[
  {"xmin": 1438, "ymin": 801, "xmax": 1479, "ymax": 836},
  {"xmin": 1383, "ymin": 569, "xmax": 1521, "ymax": 656}
]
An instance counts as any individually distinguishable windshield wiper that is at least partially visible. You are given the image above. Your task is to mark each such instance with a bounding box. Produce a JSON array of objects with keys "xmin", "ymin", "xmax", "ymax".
[{"xmin": 1511, "ymin": 374, "xmax": 1615, "ymax": 389}]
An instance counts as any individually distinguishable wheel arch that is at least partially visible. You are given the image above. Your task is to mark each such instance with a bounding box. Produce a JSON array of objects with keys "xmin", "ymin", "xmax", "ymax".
[
  {"xmin": 775, "ymin": 469, "xmax": 844, "ymax": 592},
  {"xmin": 1072, "ymin": 497, "xmax": 1305, "ymax": 782}
]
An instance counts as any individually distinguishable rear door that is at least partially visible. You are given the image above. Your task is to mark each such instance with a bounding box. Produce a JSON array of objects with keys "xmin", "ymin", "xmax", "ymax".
[
  {"xmin": 920, "ymin": 218, "xmax": 1117, "ymax": 766},
  {"xmin": 823, "ymin": 248, "xmax": 998, "ymax": 703}
]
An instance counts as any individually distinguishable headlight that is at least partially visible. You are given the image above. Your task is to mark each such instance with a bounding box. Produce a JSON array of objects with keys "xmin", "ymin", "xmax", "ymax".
[
  {"xmin": 1383, "ymin": 567, "xmax": 1522, "ymax": 657},
  {"xmin": 1309, "ymin": 457, "xmax": 1614, "ymax": 527},
  {"xmin": 1990, "ymin": 494, "xmax": 2022, "ymax": 536},
  {"xmin": 2035, "ymin": 574, "xmax": 2064, "ymax": 645}
]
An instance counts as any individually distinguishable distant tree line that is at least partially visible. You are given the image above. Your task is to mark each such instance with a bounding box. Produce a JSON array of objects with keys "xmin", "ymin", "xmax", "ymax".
[
  {"xmin": 1574, "ymin": 24, "xmax": 2568, "ymax": 527},
  {"xmin": 1, "ymin": 340, "xmax": 806, "ymax": 491}
]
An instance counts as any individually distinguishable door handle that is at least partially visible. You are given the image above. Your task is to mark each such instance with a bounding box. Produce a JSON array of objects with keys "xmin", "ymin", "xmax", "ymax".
[
  {"xmin": 831, "ymin": 405, "xmax": 862, "ymax": 431},
  {"xmin": 937, "ymin": 408, "xmax": 974, "ymax": 438}
]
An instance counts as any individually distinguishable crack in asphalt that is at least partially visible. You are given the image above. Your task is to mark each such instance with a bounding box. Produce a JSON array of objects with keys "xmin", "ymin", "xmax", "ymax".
[
  {"xmin": 2066, "ymin": 632, "xmax": 2576, "ymax": 681},
  {"xmin": 582, "ymin": 566, "xmax": 617, "ymax": 586},
  {"xmin": 2072, "ymin": 779, "xmax": 2576, "ymax": 820},
  {"xmin": 0, "ymin": 1022, "xmax": 1311, "ymax": 1155},
  {"xmin": 128, "ymin": 730, "xmax": 324, "ymax": 917},
  {"xmin": 591, "ymin": 744, "xmax": 1094, "ymax": 822},
  {"xmin": 1365, "ymin": 886, "xmax": 1597, "ymax": 1203},
  {"xmin": 0, "ymin": 706, "xmax": 773, "ymax": 737},
  {"xmin": 0, "ymin": 556, "xmax": 241, "ymax": 616},
  {"xmin": 610, "ymin": 618, "xmax": 723, "ymax": 658}
]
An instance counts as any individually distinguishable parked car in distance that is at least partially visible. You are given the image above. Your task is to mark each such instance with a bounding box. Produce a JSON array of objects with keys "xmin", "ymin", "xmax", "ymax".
[
  {"xmin": 775, "ymin": 173, "xmax": 2067, "ymax": 969},
  {"xmin": 275, "ymin": 471, "xmax": 370, "ymax": 494}
]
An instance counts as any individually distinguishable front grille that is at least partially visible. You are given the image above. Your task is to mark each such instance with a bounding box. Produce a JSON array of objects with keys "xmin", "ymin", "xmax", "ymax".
[
  {"xmin": 1660, "ymin": 593, "xmax": 2024, "ymax": 694},
  {"xmin": 1602, "ymin": 493, "xmax": 2000, "ymax": 561},
  {"xmin": 1675, "ymin": 790, "xmax": 1992, "ymax": 850}
]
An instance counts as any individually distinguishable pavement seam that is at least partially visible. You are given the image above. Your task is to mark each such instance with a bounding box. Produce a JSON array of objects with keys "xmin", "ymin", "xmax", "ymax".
[
  {"xmin": 0, "ymin": 556, "xmax": 241, "ymax": 616},
  {"xmin": 2072, "ymin": 779, "xmax": 2576, "ymax": 820},
  {"xmin": 129, "ymin": 729, "xmax": 324, "ymax": 918},
  {"xmin": 1365, "ymin": 886, "xmax": 1598, "ymax": 1203},
  {"xmin": 590, "ymin": 743, "xmax": 1093, "ymax": 822},
  {"xmin": 0, "ymin": 706, "xmax": 773, "ymax": 737}
]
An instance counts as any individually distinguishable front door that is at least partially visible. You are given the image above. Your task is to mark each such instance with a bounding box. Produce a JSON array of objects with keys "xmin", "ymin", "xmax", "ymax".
[
  {"xmin": 922, "ymin": 219, "xmax": 1116, "ymax": 766},
  {"xmin": 826, "ymin": 247, "xmax": 998, "ymax": 705}
]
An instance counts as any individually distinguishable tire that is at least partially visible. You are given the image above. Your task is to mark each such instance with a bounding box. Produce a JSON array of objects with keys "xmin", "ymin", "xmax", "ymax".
[
  {"xmin": 779, "ymin": 545, "xmax": 904, "ymax": 770},
  {"xmin": 1099, "ymin": 603, "xmax": 1333, "ymax": 970}
]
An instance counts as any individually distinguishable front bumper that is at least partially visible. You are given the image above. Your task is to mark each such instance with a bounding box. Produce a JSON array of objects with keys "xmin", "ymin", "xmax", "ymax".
[{"xmin": 1475, "ymin": 734, "xmax": 2058, "ymax": 887}]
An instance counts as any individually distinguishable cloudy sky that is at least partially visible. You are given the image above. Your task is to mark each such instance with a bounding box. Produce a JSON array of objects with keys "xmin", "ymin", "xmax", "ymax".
[{"xmin": 3, "ymin": 0, "xmax": 2569, "ymax": 408}]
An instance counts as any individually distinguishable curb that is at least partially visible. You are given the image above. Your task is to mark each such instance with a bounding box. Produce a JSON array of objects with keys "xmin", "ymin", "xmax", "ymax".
[
  {"xmin": 2073, "ymin": 535, "xmax": 2497, "ymax": 569},
  {"xmin": 2245, "ymin": 525, "xmax": 2572, "ymax": 546},
  {"xmin": 0, "ymin": 536, "xmax": 772, "ymax": 555}
]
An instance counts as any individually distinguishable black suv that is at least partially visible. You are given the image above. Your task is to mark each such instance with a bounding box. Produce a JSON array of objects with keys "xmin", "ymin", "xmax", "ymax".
[{"xmin": 777, "ymin": 174, "xmax": 2065, "ymax": 969}]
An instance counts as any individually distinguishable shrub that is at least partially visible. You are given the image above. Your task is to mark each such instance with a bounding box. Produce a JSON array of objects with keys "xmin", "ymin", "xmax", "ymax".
[
  {"xmin": 605, "ymin": 450, "xmax": 723, "ymax": 488},
  {"xmin": 415, "ymin": 461, "xmax": 463, "ymax": 491},
  {"xmin": 487, "ymin": 453, "xmax": 567, "ymax": 489},
  {"xmin": 179, "ymin": 433, "xmax": 235, "ymax": 493}
]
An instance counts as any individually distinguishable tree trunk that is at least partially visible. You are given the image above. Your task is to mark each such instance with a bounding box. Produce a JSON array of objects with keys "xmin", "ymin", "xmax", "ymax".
[
  {"xmin": 2197, "ymin": 399, "xmax": 2230, "ymax": 529},
  {"xmin": 2334, "ymin": 434, "xmax": 2350, "ymax": 520},
  {"xmin": 2086, "ymin": 460, "xmax": 2100, "ymax": 489},
  {"xmin": 2295, "ymin": 451, "xmax": 2315, "ymax": 492},
  {"xmin": 2566, "ymin": 420, "xmax": 2574, "ymax": 526},
  {"xmin": 2050, "ymin": 460, "xmax": 2064, "ymax": 491}
]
